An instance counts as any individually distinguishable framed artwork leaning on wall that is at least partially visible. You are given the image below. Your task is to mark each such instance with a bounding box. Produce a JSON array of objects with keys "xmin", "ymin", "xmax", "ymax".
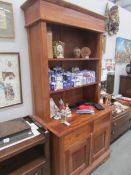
[
  {"xmin": 0, "ymin": 53, "xmax": 23, "ymax": 109},
  {"xmin": 0, "ymin": 1, "xmax": 15, "ymax": 38}
]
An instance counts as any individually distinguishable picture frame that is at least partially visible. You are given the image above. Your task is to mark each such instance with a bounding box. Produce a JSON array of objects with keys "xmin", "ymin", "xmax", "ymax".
[
  {"xmin": 0, "ymin": 53, "xmax": 23, "ymax": 109},
  {"xmin": 115, "ymin": 37, "xmax": 131, "ymax": 63},
  {"xmin": 0, "ymin": 1, "xmax": 15, "ymax": 38}
]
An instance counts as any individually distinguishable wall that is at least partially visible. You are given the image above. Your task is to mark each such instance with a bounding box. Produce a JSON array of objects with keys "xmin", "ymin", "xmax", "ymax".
[
  {"xmin": 0, "ymin": 0, "xmax": 32, "ymax": 122},
  {"xmin": 0, "ymin": 0, "xmax": 131, "ymax": 121}
]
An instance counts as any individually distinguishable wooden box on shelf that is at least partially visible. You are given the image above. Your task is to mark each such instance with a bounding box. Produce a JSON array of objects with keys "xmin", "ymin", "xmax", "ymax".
[{"xmin": 21, "ymin": 0, "xmax": 112, "ymax": 174}]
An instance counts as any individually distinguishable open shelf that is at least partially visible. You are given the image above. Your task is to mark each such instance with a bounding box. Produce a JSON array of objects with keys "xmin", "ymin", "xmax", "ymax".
[
  {"xmin": 50, "ymin": 82, "xmax": 98, "ymax": 94},
  {"xmin": 48, "ymin": 58, "xmax": 99, "ymax": 61},
  {"xmin": 0, "ymin": 134, "xmax": 46, "ymax": 162},
  {"xmin": 10, "ymin": 157, "xmax": 46, "ymax": 175}
]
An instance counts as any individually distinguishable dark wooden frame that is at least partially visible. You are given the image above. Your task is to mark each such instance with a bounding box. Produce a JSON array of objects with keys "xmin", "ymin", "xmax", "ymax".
[
  {"xmin": 0, "ymin": 1, "xmax": 15, "ymax": 39},
  {"xmin": 0, "ymin": 52, "xmax": 23, "ymax": 109}
]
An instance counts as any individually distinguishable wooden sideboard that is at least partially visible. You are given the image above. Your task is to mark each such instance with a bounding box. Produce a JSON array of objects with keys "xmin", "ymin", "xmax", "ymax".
[
  {"xmin": 111, "ymin": 108, "xmax": 131, "ymax": 143},
  {"xmin": 119, "ymin": 75, "xmax": 131, "ymax": 98}
]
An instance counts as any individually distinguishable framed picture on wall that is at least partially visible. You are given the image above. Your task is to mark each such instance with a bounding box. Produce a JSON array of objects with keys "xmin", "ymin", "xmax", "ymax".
[
  {"xmin": 0, "ymin": 53, "xmax": 23, "ymax": 109},
  {"xmin": 0, "ymin": 1, "xmax": 15, "ymax": 38},
  {"xmin": 115, "ymin": 37, "xmax": 131, "ymax": 63}
]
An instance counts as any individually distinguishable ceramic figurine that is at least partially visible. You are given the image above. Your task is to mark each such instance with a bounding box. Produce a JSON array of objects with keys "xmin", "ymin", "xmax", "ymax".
[
  {"xmin": 50, "ymin": 98, "xmax": 61, "ymax": 119},
  {"xmin": 65, "ymin": 103, "xmax": 72, "ymax": 117},
  {"xmin": 73, "ymin": 47, "xmax": 81, "ymax": 58},
  {"xmin": 59, "ymin": 99, "xmax": 65, "ymax": 110}
]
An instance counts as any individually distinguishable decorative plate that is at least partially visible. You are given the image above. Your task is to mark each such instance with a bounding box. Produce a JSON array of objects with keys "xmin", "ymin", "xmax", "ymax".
[{"xmin": 80, "ymin": 47, "xmax": 91, "ymax": 59}]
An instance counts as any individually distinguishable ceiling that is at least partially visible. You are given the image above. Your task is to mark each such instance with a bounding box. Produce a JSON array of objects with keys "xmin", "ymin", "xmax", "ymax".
[{"xmin": 109, "ymin": 0, "xmax": 131, "ymax": 12}]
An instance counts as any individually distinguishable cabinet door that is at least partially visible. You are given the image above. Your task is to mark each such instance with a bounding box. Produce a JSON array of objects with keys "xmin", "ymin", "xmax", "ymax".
[
  {"xmin": 65, "ymin": 137, "xmax": 91, "ymax": 175},
  {"xmin": 92, "ymin": 126, "xmax": 110, "ymax": 162}
]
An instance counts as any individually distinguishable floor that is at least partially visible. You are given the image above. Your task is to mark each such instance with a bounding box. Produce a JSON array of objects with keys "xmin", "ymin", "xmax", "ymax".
[{"xmin": 92, "ymin": 130, "xmax": 131, "ymax": 175}]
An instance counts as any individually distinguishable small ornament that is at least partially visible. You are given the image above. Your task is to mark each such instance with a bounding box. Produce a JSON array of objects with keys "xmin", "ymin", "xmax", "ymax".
[
  {"xmin": 50, "ymin": 98, "xmax": 61, "ymax": 119},
  {"xmin": 53, "ymin": 41, "xmax": 64, "ymax": 58},
  {"xmin": 81, "ymin": 47, "xmax": 91, "ymax": 59},
  {"xmin": 73, "ymin": 47, "xmax": 81, "ymax": 58},
  {"xmin": 126, "ymin": 61, "xmax": 131, "ymax": 75},
  {"xmin": 59, "ymin": 99, "xmax": 65, "ymax": 110}
]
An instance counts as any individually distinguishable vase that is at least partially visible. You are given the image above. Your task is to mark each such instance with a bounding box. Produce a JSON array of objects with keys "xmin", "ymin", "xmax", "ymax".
[{"xmin": 126, "ymin": 61, "xmax": 131, "ymax": 75}]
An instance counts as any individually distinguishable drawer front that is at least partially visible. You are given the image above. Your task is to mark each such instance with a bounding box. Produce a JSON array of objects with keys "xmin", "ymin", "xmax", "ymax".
[
  {"xmin": 94, "ymin": 113, "xmax": 110, "ymax": 130},
  {"xmin": 112, "ymin": 114, "xmax": 129, "ymax": 129},
  {"xmin": 111, "ymin": 123, "xmax": 130, "ymax": 142},
  {"xmin": 111, "ymin": 114, "xmax": 130, "ymax": 142},
  {"xmin": 64, "ymin": 124, "xmax": 91, "ymax": 150}
]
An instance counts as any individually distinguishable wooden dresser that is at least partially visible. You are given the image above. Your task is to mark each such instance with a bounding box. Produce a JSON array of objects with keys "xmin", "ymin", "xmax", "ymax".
[
  {"xmin": 111, "ymin": 108, "xmax": 131, "ymax": 143},
  {"xmin": 21, "ymin": 1, "xmax": 112, "ymax": 174}
]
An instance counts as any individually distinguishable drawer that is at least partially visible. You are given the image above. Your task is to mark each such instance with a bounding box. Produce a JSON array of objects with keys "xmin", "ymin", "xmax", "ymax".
[
  {"xmin": 112, "ymin": 114, "xmax": 129, "ymax": 129},
  {"xmin": 64, "ymin": 124, "xmax": 91, "ymax": 150},
  {"xmin": 94, "ymin": 113, "xmax": 110, "ymax": 130},
  {"xmin": 111, "ymin": 122, "xmax": 130, "ymax": 142}
]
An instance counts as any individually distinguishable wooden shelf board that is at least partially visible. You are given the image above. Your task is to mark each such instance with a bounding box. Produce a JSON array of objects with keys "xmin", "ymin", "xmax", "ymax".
[
  {"xmin": 0, "ymin": 134, "xmax": 46, "ymax": 162},
  {"xmin": 10, "ymin": 157, "xmax": 46, "ymax": 175},
  {"xmin": 50, "ymin": 82, "xmax": 98, "ymax": 94},
  {"xmin": 48, "ymin": 58, "xmax": 99, "ymax": 61}
]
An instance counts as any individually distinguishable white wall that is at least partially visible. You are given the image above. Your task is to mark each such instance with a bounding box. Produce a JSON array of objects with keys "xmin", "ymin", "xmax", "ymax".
[
  {"xmin": 0, "ymin": 0, "xmax": 131, "ymax": 121},
  {"xmin": 0, "ymin": 0, "xmax": 32, "ymax": 122}
]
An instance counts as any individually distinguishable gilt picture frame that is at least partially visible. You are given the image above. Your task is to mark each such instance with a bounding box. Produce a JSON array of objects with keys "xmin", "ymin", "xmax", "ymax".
[
  {"xmin": 0, "ymin": 53, "xmax": 23, "ymax": 109},
  {"xmin": 0, "ymin": 1, "xmax": 15, "ymax": 38}
]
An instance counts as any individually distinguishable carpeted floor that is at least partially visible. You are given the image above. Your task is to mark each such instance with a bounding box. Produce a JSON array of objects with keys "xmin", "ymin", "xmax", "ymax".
[{"xmin": 92, "ymin": 130, "xmax": 131, "ymax": 175}]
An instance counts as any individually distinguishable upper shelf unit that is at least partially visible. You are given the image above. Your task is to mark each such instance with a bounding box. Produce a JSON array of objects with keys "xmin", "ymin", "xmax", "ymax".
[{"xmin": 21, "ymin": 0, "xmax": 105, "ymax": 122}]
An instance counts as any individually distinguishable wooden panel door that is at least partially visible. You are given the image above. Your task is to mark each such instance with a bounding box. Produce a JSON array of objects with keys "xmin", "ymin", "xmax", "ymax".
[
  {"xmin": 92, "ymin": 126, "xmax": 110, "ymax": 162},
  {"xmin": 65, "ymin": 137, "xmax": 91, "ymax": 175}
]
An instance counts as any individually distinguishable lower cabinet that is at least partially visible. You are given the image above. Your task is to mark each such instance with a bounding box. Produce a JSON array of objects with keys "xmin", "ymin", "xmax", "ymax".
[
  {"xmin": 65, "ymin": 136, "xmax": 91, "ymax": 175},
  {"xmin": 92, "ymin": 125, "xmax": 111, "ymax": 162},
  {"xmin": 50, "ymin": 112, "xmax": 111, "ymax": 175}
]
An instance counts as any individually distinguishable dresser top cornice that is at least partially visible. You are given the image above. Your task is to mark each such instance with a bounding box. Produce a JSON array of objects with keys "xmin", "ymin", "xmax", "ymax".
[{"xmin": 21, "ymin": 0, "xmax": 106, "ymax": 20}]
